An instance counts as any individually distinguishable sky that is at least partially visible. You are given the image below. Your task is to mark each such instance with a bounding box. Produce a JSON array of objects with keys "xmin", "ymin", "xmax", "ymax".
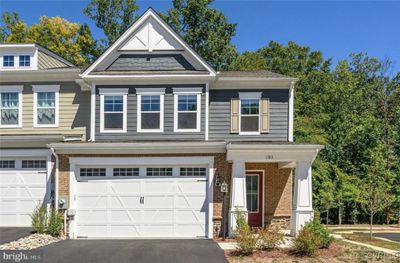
[{"xmin": 1, "ymin": 0, "xmax": 400, "ymax": 73}]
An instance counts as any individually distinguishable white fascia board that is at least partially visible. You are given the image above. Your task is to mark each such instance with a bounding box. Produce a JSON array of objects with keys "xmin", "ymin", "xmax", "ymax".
[
  {"xmin": 69, "ymin": 156, "xmax": 214, "ymax": 166},
  {"xmin": 227, "ymin": 143, "xmax": 324, "ymax": 151},
  {"xmin": 81, "ymin": 9, "xmax": 216, "ymax": 77},
  {"xmin": 48, "ymin": 141, "xmax": 227, "ymax": 154},
  {"xmin": 82, "ymin": 74, "xmax": 215, "ymax": 80},
  {"xmin": 211, "ymin": 79, "xmax": 298, "ymax": 90},
  {"xmin": 0, "ymin": 43, "xmax": 35, "ymax": 48}
]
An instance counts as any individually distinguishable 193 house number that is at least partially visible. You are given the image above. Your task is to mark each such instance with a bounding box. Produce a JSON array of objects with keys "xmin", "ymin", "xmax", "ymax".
[{"xmin": 265, "ymin": 155, "xmax": 274, "ymax": 159}]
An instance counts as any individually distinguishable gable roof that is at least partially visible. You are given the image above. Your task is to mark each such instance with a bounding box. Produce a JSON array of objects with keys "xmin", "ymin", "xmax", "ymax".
[{"xmin": 82, "ymin": 8, "xmax": 216, "ymax": 78}]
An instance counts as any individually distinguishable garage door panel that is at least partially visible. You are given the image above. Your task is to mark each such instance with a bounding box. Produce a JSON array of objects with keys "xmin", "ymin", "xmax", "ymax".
[
  {"xmin": 20, "ymin": 173, "xmax": 46, "ymax": 184},
  {"xmin": 78, "ymin": 210, "xmax": 107, "ymax": 222},
  {"xmin": 110, "ymin": 210, "xmax": 141, "ymax": 222},
  {"xmin": 20, "ymin": 187, "xmax": 46, "ymax": 198},
  {"xmin": 20, "ymin": 200, "xmax": 41, "ymax": 211},
  {"xmin": 143, "ymin": 210, "xmax": 174, "ymax": 222},
  {"xmin": 144, "ymin": 195, "xmax": 174, "ymax": 208},
  {"xmin": 176, "ymin": 210, "xmax": 205, "ymax": 222},
  {"xmin": 176, "ymin": 195, "xmax": 205, "ymax": 209},
  {"xmin": 142, "ymin": 224, "xmax": 174, "ymax": 237},
  {"xmin": 0, "ymin": 187, "xmax": 17, "ymax": 196},
  {"xmin": 78, "ymin": 183, "xmax": 107, "ymax": 193},
  {"xmin": 110, "ymin": 225, "xmax": 141, "ymax": 237},
  {"xmin": 175, "ymin": 225, "xmax": 205, "ymax": 237},
  {"xmin": 77, "ymin": 225, "xmax": 108, "ymax": 237},
  {"xmin": 79, "ymin": 196, "xmax": 107, "ymax": 208},
  {"xmin": 110, "ymin": 196, "xmax": 141, "ymax": 208},
  {"xmin": 112, "ymin": 181, "xmax": 141, "ymax": 193},
  {"xmin": 144, "ymin": 181, "xmax": 175, "ymax": 193},
  {"xmin": 0, "ymin": 200, "xmax": 16, "ymax": 211},
  {"xmin": 177, "ymin": 181, "xmax": 206, "ymax": 193}
]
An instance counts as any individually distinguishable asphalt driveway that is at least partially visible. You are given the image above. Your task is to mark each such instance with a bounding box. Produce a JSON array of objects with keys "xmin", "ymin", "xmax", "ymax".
[
  {"xmin": 36, "ymin": 239, "xmax": 228, "ymax": 263},
  {"xmin": 0, "ymin": 227, "xmax": 32, "ymax": 244},
  {"xmin": 371, "ymin": 233, "xmax": 400, "ymax": 242}
]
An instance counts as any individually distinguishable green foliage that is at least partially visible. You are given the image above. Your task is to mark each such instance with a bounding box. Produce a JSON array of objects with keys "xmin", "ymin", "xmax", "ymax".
[
  {"xmin": 228, "ymin": 52, "xmax": 267, "ymax": 71},
  {"xmin": 30, "ymin": 205, "xmax": 47, "ymax": 234},
  {"xmin": 304, "ymin": 220, "xmax": 334, "ymax": 248},
  {"xmin": 162, "ymin": 0, "xmax": 237, "ymax": 70},
  {"xmin": 234, "ymin": 208, "xmax": 257, "ymax": 255},
  {"xmin": 46, "ymin": 209, "xmax": 63, "ymax": 237},
  {"xmin": 0, "ymin": 13, "xmax": 101, "ymax": 66},
  {"xmin": 293, "ymin": 227, "xmax": 321, "ymax": 256},
  {"xmin": 256, "ymin": 225, "xmax": 284, "ymax": 250},
  {"xmin": 84, "ymin": 0, "xmax": 139, "ymax": 44}
]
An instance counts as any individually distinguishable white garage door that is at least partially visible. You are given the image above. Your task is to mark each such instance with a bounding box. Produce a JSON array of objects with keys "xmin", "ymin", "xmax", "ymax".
[
  {"xmin": 0, "ymin": 159, "xmax": 48, "ymax": 226},
  {"xmin": 75, "ymin": 167, "xmax": 208, "ymax": 238}
]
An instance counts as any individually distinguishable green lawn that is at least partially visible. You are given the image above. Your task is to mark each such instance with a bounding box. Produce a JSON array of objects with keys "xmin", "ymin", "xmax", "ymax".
[{"xmin": 341, "ymin": 233, "xmax": 400, "ymax": 251}]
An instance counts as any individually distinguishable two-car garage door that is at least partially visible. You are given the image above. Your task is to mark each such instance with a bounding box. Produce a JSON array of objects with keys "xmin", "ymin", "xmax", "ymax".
[{"xmin": 75, "ymin": 166, "xmax": 209, "ymax": 238}]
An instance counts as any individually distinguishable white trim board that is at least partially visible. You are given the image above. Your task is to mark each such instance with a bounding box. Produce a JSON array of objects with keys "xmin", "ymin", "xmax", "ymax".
[
  {"xmin": 32, "ymin": 85, "xmax": 60, "ymax": 128},
  {"xmin": 0, "ymin": 86, "xmax": 23, "ymax": 128}
]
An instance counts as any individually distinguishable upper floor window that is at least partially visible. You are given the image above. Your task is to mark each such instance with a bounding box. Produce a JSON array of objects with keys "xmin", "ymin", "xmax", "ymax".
[
  {"xmin": 174, "ymin": 91, "xmax": 201, "ymax": 132},
  {"xmin": 239, "ymin": 92, "xmax": 262, "ymax": 135},
  {"xmin": 19, "ymin": 55, "xmax": 30, "ymax": 67},
  {"xmin": 137, "ymin": 88, "xmax": 164, "ymax": 133},
  {"xmin": 3, "ymin": 56, "xmax": 14, "ymax": 67},
  {"xmin": 33, "ymin": 85, "xmax": 59, "ymax": 127},
  {"xmin": 0, "ymin": 86, "xmax": 23, "ymax": 128},
  {"xmin": 99, "ymin": 89, "xmax": 128, "ymax": 133}
]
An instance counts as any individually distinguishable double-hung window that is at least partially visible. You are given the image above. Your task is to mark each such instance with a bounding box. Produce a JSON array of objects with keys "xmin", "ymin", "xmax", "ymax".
[
  {"xmin": 99, "ymin": 89, "xmax": 128, "ymax": 133},
  {"xmin": 3, "ymin": 56, "xmax": 14, "ymax": 67},
  {"xmin": 173, "ymin": 88, "xmax": 201, "ymax": 132},
  {"xmin": 0, "ymin": 86, "xmax": 23, "ymax": 128},
  {"xmin": 137, "ymin": 88, "xmax": 164, "ymax": 132},
  {"xmin": 33, "ymin": 85, "xmax": 59, "ymax": 127},
  {"xmin": 239, "ymin": 92, "xmax": 262, "ymax": 135},
  {"xmin": 19, "ymin": 55, "xmax": 30, "ymax": 67}
]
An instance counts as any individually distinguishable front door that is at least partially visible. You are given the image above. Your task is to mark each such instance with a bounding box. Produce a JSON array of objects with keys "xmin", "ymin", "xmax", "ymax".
[{"xmin": 246, "ymin": 172, "xmax": 263, "ymax": 227}]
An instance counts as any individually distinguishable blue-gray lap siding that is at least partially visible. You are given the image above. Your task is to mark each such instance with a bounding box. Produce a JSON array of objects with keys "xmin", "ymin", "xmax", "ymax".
[
  {"xmin": 208, "ymin": 89, "xmax": 289, "ymax": 141},
  {"xmin": 95, "ymin": 85, "xmax": 206, "ymax": 141}
]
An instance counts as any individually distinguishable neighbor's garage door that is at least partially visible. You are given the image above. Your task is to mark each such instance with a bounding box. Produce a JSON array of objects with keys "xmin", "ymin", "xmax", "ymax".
[
  {"xmin": 75, "ymin": 166, "xmax": 207, "ymax": 238},
  {"xmin": 0, "ymin": 159, "xmax": 48, "ymax": 226}
]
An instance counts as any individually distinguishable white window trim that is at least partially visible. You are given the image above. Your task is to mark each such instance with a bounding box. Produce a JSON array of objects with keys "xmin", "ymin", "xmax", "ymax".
[
  {"xmin": 173, "ymin": 90, "xmax": 201, "ymax": 133},
  {"xmin": 99, "ymin": 88, "xmax": 128, "ymax": 133},
  {"xmin": 33, "ymin": 85, "xmax": 60, "ymax": 128},
  {"xmin": 0, "ymin": 85, "xmax": 23, "ymax": 128},
  {"xmin": 137, "ymin": 90, "xmax": 164, "ymax": 133},
  {"xmin": 18, "ymin": 55, "xmax": 32, "ymax": 68},
  {"xmin": 238, "ymin": 92, "xmax": 262, "ymax": 135},
  {"xmin": 2, "ymin": 55, "xmax": 15, "ymax": 69}
]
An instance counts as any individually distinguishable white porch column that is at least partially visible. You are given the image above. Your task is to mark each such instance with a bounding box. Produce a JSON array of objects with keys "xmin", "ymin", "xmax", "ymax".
[
  {"xmin": 229, "ymin": 160, "xmax": 247, "ymax": 235},
  {"xmin": 291, "ymin": 161, "xmax": 314, "ymax": 236}
]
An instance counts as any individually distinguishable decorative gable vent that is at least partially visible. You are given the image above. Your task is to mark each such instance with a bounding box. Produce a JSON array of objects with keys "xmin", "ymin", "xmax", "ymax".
[{"xmin": 120, "ymin": 18, "xmax": 183, "ymax": 52}]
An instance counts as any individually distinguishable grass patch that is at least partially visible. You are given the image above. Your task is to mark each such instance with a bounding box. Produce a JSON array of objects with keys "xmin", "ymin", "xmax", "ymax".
[{"xmin": 341, "ymin": 233, "xmax": 400, "ymax": 251}]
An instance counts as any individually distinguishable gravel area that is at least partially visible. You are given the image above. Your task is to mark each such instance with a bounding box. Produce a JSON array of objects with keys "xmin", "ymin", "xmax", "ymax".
[{"xmin": 0, "ymin": 233, "xmax": 62, "ymax": 250}]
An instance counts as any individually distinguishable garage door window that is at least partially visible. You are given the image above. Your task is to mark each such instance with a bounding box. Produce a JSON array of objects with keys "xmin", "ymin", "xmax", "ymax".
[
  {"xmin": 22, "ymin": 160, "xmax": 46, "ymax": 169},
  {"xmin": 146, "ymin": 168, "xmax": 172, "ymax": 176},
  {"xmin": 113, "ymin": 168, "xmax": 139, "ymax": 176},
  {"xmin": 180, "ymin": 168, "xmax": 206, "ymax": 176},
  {"xmin": 0, "ymin": 160, "xmax": 15, "ymax": 169},
  {"xmin": 80, "ymin": 168, "xmax": 106, "ymax": 177}
]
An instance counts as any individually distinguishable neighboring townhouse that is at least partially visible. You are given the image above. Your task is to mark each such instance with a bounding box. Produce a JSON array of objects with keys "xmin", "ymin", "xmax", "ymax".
[
  {"xmin": 0, "ymin": 8, "xmax": 323, "ymax": 239},
  {"xmin": 0, "ymin": 43, "xmax": 90, "ymax": 226}
]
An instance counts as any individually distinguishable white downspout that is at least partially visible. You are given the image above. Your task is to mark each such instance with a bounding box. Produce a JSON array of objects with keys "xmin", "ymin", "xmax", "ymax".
[
  {"xmin": 288, "ymin": 81, "xmax": 295, "ymax": 142},
  {"xmin": 50, "ymin": 147, "xmax": 59, "ymax": 210}
]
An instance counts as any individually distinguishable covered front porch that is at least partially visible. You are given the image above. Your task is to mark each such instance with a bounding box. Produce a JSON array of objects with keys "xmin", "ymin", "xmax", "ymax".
[{"xmin": 226, "ymin": 142, "xmax": 324, "ymax": 236}]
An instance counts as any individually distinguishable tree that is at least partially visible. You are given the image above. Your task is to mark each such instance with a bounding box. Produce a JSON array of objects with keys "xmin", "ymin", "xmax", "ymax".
[
  {"xmin": 162, "ymin": 0, "xmax": 237, "ymax": 70},
  {"xmin": 228, "ymin": 51, "xmax": 267, "ymax": 71},
  {"xmin": 360, "ymin": 148, "xmax": 393, "ymax": 239},
  {"xmin": 0, "ymin": 13, "xmax": 100, "ymax": 66},
  {"xmin": 84, "ymin": 0, "xmax": 139, "ymax": 45}
]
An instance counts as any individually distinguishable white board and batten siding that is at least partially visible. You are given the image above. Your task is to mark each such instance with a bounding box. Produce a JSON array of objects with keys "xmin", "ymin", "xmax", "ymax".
[{"xmin": 68, "ymin": 156, "xmax": 214, "ymax": 239}]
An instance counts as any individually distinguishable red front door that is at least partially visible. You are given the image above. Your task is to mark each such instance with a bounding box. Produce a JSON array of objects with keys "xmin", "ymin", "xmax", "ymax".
[{"xmin": 246, "ymin": 172, "xmax": 263, "ymax": 227}]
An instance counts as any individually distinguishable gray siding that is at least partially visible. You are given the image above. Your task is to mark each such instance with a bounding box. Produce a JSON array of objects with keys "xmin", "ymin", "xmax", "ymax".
[
  {"xmin": 106, "ymin": 54, "xmax": 195, "ymax": 71},
  {"xmin": 209, "ymin": 89, "xmax": 289, "ymax": 142},
  {"xmin": 95, "ymin": 85, "xmax": 206, "ymax": 141}
]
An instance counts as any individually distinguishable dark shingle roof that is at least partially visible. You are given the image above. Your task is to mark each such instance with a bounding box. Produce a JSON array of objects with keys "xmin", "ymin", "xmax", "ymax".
[{"xmin": 218, "ymin": 70, "xmax": 293, "ymax": 79}]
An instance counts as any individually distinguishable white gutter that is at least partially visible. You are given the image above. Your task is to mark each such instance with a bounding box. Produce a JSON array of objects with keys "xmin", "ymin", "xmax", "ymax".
[
  {"xmin": 90, "ymin": 84, "xmax": 96, "ymax": 141},
  {"xmin": 227, "ymin": 143, "xmax": 324, "ymax": 151},
  {"xmin": 288, "ymin": 80, "xmax": 295, "ymax": 142},
  {"xmin": 205, "ymin": 82, "xmax": 209, "ymax": 141},
  {"xmin": 50, "ymin": 147, "xmax": 59, "ymax": 211}
]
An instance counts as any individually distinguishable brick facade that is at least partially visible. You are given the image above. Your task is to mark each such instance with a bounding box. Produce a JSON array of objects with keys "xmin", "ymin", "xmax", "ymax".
[{"xmin": 58, "ymin": 154, "xmax": 292, "ymax": 237}]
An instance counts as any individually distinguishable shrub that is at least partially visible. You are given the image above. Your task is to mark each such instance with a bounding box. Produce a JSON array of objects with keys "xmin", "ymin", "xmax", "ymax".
[
  {"xmin": 257, "ymin": 225, "xmax": 284, "ymax": 250},
  {"xmin": 235, "ymin": 208, "xmax": 257, "ymax": 255},
  {"xmin": 293, "ymin": 227, "xmax": 321, "ymax": 256},
  {"xmin": 46, "ymin": 209, "xmax": 63, "ymax": 237},
  {"xmin": 304, "ymin": 220, "xmax": 334, "ymax": 248},
  {"xmin": 31, "ymin": 205, "xmax": 47, "ymax": 233}
]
